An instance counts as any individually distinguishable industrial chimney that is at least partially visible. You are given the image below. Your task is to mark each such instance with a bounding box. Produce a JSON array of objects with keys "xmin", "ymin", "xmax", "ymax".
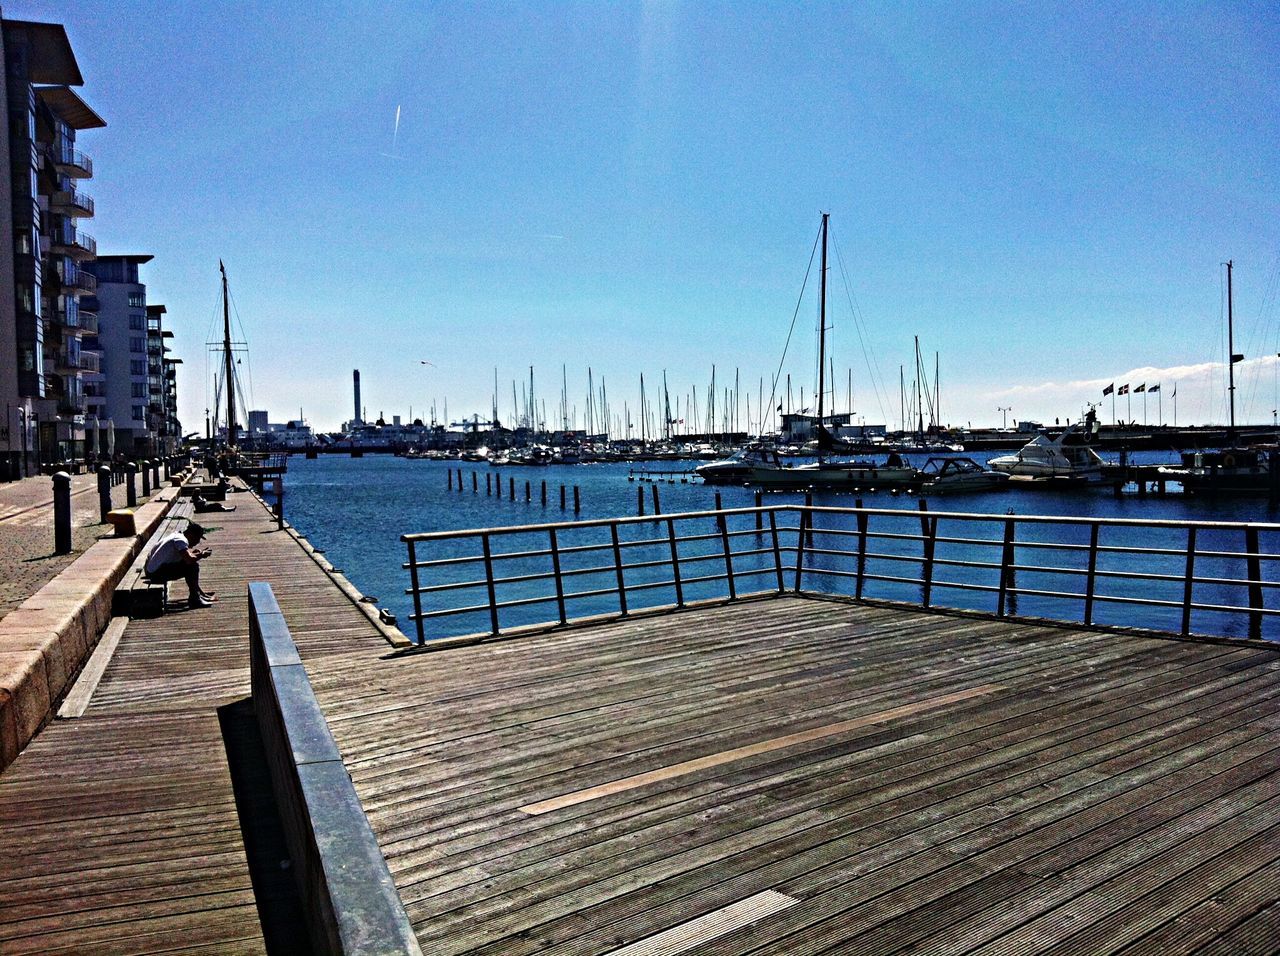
[{"xmin": 353, "ymin": 370, "xmax": 362, "ymax": 426}]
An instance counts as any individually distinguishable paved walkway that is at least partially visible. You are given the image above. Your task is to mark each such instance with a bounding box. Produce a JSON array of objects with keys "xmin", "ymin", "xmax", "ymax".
[
  {"xmin": 0, "ymin": 485, "xmax": 394, "ymax": 953},
  {"xmin": 0, "ymin": 472, "xmax": 159, "ymax": 620}
]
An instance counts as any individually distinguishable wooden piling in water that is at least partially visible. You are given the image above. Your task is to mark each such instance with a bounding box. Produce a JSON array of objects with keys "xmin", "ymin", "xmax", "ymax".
[
  {"xmin": 525, "ymin": 480, "xmax": 531, "ymax": 503},
  {"xmin": 486, "ymin": 472, "xmax": 492, "ymax": 495},
  {"xmin": 541, "ymin": 480, "xmax": 547, "ymax": 507},
  {"xmin": 447, "ymin": 470, "xmax": 453, "ymax": 491},
  {"xmin": 574, "ymin": 485, "xmax": 581, "ymax": 513},
  {"xmin": 651, "ymin": 483, "xmax": 661, "ymax": 516},
  {"xmin": 472, "ymin": 471, "xmax": 478, "ymax": 493},
  {"xmin": 509, "ymin": 476, "xmax": 515, "ymax": 499},
  {"xmin": 560, "ymin": 485, "xmax": 566, "ymax": 510},
  {"xmin": 637, "ymin": 486, "xmax": 645, "ymax": 517}
]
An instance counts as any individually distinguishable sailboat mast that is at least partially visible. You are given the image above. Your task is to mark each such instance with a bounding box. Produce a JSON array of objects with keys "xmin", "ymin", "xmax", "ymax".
[
  {"xmin": 914, "ymin": 336, "xmax": 924, "ymax": 436},
  {"xmin": 1227, "ymin": 259, "xmax": 1237, "ymax": 444},
  {"xmin": 220, "ymin": 261, "xmax": 237, "ymax": 449},
  {"xmin": 817, "ymin": 213, "xmax": 828, "ymax": 432}
]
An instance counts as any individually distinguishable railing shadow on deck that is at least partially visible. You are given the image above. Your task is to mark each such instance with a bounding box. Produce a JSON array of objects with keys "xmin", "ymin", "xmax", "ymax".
[{"xmin": 401, "ymin": 503, "xmax": 1280, "ymax": 646}]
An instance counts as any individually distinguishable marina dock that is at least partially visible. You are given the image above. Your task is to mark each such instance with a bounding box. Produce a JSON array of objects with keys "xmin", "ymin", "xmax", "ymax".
[{"xmin": 1, "ymin": 485, "xmax": 1279, "ymax": 953}]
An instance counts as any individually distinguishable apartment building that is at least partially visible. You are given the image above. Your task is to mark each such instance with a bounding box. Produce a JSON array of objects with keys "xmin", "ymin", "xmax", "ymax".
[
  {"xmin": 0, "ymin": 14, "xmax": 102, "ymax": 478},
  {"xmin": 81, "ymin": 255, "xmax": 180, "ymax": 457}
]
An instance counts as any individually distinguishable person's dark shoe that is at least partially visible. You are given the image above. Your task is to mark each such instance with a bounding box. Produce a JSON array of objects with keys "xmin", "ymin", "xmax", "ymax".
[{"xmin": 189, "ymin": 595, "xmax": 215, "ymax": 608}]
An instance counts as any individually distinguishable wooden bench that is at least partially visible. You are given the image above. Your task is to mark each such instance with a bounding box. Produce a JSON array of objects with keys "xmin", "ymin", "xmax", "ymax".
[{"xmin": 112, "ymin": 500, "xmax": 195, "ymax": 617}]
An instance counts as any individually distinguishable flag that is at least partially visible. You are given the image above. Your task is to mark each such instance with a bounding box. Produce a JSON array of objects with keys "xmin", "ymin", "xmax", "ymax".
[
  {"xmin": 1134, "ymin": 383, "xmax": 1146, "ymax": 394},
  {"xmin": 1148, "ymin": 384, "xmax": 1160, "ymax": 393},
  {"xmin": 776, "ymin": 403, "xmax": 783, "ymax": 413},
  {"xmin": 1172, "ymin": 384, "xmax": 1177, "ymax": 397},
  {"xmin": 1102, "ymin": 383, "xmax": 1114, "ymax": 396},
  {"xmin": 1119, "ymin": 384, "xmax": 1129, "ymax": 395}
]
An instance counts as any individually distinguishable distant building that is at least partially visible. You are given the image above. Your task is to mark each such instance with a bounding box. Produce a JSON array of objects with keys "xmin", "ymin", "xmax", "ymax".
[
  {"xmin": 0, "ymin": 16, "xmax": 103, "ymax": 477},
  {"xmin": 82, "ymin": 255, "xmax": 181, "ymax": 456},
  {"xmin": 247, "ymin": 410, "xmax": 269, "ymax": 436}
]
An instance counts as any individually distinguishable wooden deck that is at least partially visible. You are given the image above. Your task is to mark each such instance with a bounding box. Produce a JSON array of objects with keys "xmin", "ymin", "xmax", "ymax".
[
  {"xmin": 0, "ymin": 488, "xmax": 391, "ymax": 955},
  {"xmin": 1, "ymin": 482, "xmax": 1279, "ymax": 954},
  {"xmin": 307, "ymin": 597, "xmax": 1280, "ymax": 955}
]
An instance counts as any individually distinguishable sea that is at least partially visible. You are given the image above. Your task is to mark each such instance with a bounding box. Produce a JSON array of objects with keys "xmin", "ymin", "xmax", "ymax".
[{"xmin": 278, "ymin": 451, "xmax": 1280, "ymax": 644}]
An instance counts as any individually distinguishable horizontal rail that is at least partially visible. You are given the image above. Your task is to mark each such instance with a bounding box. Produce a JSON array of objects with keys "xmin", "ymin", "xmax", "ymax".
[{"xmin": 403, "ymin": 502, "xmax": 1280, "ymax": 645}]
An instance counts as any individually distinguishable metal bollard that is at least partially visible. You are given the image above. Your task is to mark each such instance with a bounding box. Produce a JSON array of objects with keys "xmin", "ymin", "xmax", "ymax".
[
  {"xmin": 127, "ymin": 462, "xmax": 138, "ymax": 507},
  {"xmin": 152, "ymin": 459, "xmax": 160, "ymax": 487},
  {"xmin": 53, "ymin": 472, "xmax": 72, "ymax": 554},
  {"xmin": 162, "ymin": 457, "xmax": 169, "ymax": 481},
  {"xmin": 97, "ymin": 465, "xmax": 112, "ymax": 522},
  {"xmin": 141, "ymin": 460, "xmax": 152, "ymax": 496}
]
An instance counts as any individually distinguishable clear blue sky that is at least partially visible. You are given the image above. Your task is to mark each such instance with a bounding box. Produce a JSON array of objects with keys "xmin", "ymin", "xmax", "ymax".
[{"xmin": 14, "ymin": 1, "xmax": 1280, "ymax": 431}]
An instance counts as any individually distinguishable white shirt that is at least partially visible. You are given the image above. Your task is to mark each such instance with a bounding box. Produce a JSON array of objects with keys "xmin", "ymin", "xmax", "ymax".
[{"xmin": 145, "ymin": 533, "xmax": 192, "ymax": 574}]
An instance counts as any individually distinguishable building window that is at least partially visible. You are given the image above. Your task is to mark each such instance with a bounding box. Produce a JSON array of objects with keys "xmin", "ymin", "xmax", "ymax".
[
  {"xmin": 129, "ymin": 337, "xmax": 144, "ymax": 353},
  {"xmin": 130, "ymin": 359, "xmax": 146, "ymax": 375},
  {"xmin": 128, "ymin": 291, "xmax": 145, "ymax": 307},
  {"xmin": 131, "ymin": 382, "xmax": 146, "ymax": 398},
  {"xmin": 129, "ymin": 313, "xmax": 144, "ymax": 330},
  {"xmin": 132, "ymin": 405, "xmax": 145, "ymax": 422}
]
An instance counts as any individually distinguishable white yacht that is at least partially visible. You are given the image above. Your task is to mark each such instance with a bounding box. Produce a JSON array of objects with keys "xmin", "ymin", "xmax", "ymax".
[{"xmin": 987, "ymin": 425, "xmax": 1105, "ymax": 480}]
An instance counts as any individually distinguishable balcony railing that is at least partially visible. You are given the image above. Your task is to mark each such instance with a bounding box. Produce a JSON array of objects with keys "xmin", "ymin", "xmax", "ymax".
[
  {"xmin": 61, "ymin": 269, "xmax": 96, "ymax": 294},
  {"xmin": 52, "ymin": 227, "xmax": 96, "ymax": 259},
  {"xmin": 57, "ymin": 348, "xmax": 99, "ymax": 373},
  {"xmin": 50, "ymin": 189, "xmax": 94, "ymax": 218},
  {"xmin": 54, "ymin": 147, "xmax": 93, "ymax": 178}
]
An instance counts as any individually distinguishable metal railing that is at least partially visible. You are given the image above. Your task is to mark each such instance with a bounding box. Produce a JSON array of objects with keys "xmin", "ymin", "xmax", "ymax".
[{"xmin": 402, "ymin": 503, "xmax": 1280, "ymax": 646}]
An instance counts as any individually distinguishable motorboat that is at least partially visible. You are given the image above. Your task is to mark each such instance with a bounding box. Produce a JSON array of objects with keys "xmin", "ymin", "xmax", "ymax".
[
  {"xmin": 695, "ymin": 444, "xmax": 786, "ymax": 485},
  {"xmin": 915, "ymin": 456, "xmax": 1008, "ymax": 493},
  {"xmin": 987, "ymin": 424, "xmax": 1105, "ymax": 480}
]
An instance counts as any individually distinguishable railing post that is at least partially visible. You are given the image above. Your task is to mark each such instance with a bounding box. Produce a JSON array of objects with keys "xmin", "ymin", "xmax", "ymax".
[
  {"xmin": 97, "ymin": 465, "xmax": 112, "ymax": 522},
  {"xmin": 855, "ymin": 500, "xmax": 869, "ymax": 600},
  {"xmin": 1245, "ymin": 526, "xmax": 1262, "ymax": 640},
  {"xmin": 407, "ymin": 539, "xmax": 425, "ymax": 645},
  {"xmin": 793, "ymin": 508, "xmax": 809, "ymax": 593},
  {"xmin": 997, "ymin": 517, "xmax": 1016, "ymax": 617},
  {"xmin": 549, "ymin": 528, "xmax": 567, "ymax": 625},
  {"xmin": 1084, "ymin": 523, "xmax": 1100, "ymax": 626},
  {"xmin": 666, "ymin": 517, "xmax": 685, "ymax": 607},
  {"xmin": 609, "ymin": 523, "xmax": 628, "ymax": 616},
  {"xmin": 918, "ymin": 500, "xmax": 937, "ymax": 608},
  {"xmin": 52, "ymin": 471, "xmax": 72, "ymax": 555},
  {"xmin": 1181, "ymin": 526, "xmax": 1197, "ymax": 637},
  {"xmin": 481, "ymin": 533, "xmax": 500, "ymax": 635},
  {"xmin": 756, "ymin": 490, "xmax": 763, "ymax": 532},
  {"xmin": 719, "ymin": 504, "xmax": 737, "ymax": 600},
  {"xmin": 768, "ymin": 509, "xmax": 785, "ymax": 593}
]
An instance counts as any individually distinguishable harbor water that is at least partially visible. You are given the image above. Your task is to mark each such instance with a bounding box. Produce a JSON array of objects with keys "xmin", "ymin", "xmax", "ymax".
[{"xmin": 280, "ymin": 453, "xmax": 1280, "ymax": 643}]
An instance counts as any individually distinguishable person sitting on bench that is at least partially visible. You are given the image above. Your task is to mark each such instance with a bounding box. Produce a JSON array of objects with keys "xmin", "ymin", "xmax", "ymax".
[
  {"xmin": 193, "ymin": 494, "xmax": 235, "ymax": 513},
  {"xmin": 144, "ymin": 520, "xmax": 217, "ymax": 608}
]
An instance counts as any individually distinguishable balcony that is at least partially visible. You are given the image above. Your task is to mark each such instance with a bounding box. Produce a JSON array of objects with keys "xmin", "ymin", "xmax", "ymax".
[
  {"xmin": 57, "ymin": 348, "xmax": 99, "ymax": 374},
  {"xmin": 50, "ymin": 189, "xmax": 94, "ymax": 219},
  {"xmin": 78, "ymin": 312, "xmax": 98, "ymax": 335},
  {"xmin": 54, "ymin": 147, "xmax": 93, "ymax": 179},
  {"xmin": 51, "ymin": 227, "xmax": 96, "ymax": 260},
  {"xmin": 61, "ymin": 268, "xmax": 97, "ymax": 294},
  {"xmin": 57, "ymin": 396, "xmax": 85, "ymax": 416}
]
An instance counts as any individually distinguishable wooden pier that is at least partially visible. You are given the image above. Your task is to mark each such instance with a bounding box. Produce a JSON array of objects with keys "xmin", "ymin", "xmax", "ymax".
[{"xmin": 1, "ymin": 491, "xmax": 1278, "ymax": 953}]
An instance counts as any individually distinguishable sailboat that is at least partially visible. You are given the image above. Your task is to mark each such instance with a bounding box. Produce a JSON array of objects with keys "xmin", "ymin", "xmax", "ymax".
[
  {"xmin": 696, "ymin": 214, "xmax": 916, "ymax": 490},
  {"xmin": 1160, "ymin": 260, "xmax": 1275, "ymax": 495}
]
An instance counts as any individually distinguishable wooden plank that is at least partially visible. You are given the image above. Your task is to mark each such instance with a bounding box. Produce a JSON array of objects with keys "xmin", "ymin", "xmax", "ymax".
[
  {"xmin": 602, "ymin": 890, "xmax": 797, "ymax": 956},
  {"xmin": 518, "ymin": 685, "xmax": 1003, "ymax": 815}
]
